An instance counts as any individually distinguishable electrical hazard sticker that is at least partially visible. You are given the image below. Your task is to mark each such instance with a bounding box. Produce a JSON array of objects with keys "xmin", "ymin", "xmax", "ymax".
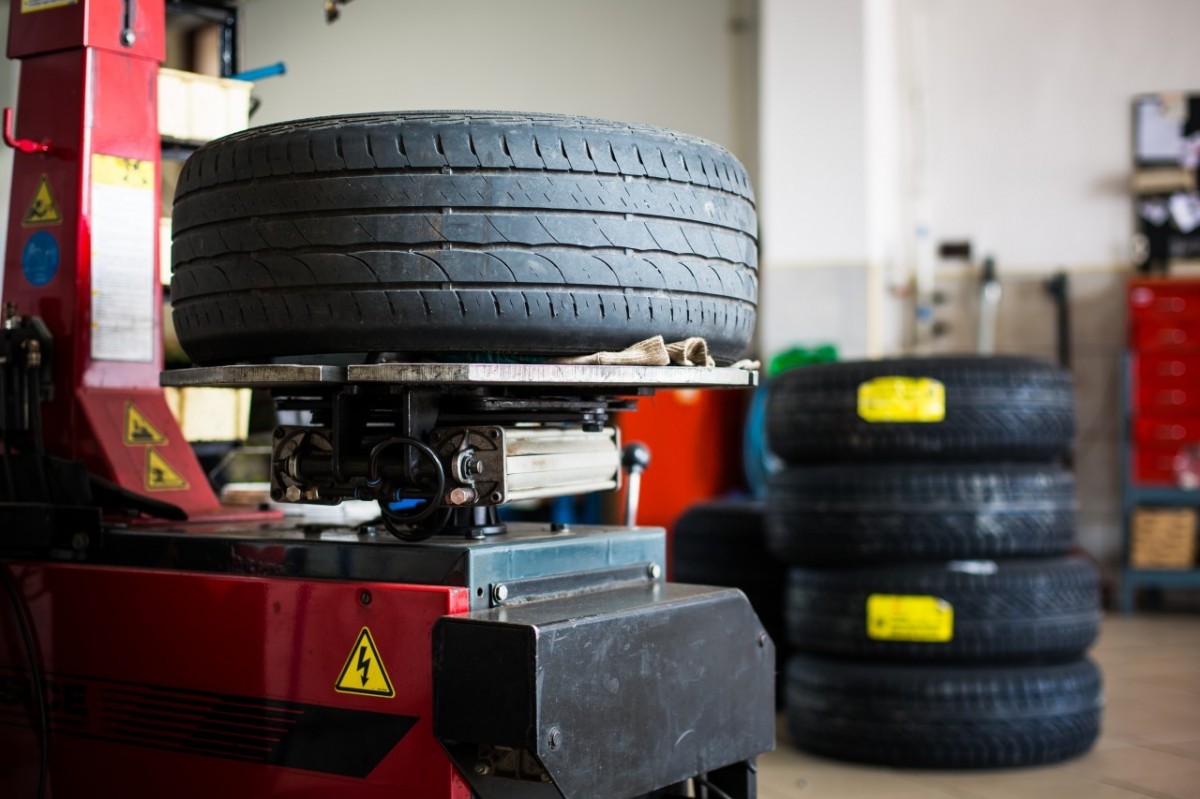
[
  {"xmin": 124, "ymin": 402, "xmax": 167, "ymax": 446},
  {"xmin": 867, "ymin": 594, "xmax": 953, "ymax": 642},
  {"xmin": 23, "ymin": 175, "xmax": 61, "ymax": 226},
  {"xmin": 335, "ymin": 627, "xmax": 395, "ymax": 698},
  {"xmin": 857, "ymin": 376, "xmax": 946, "ymax": 423},
  {"xmin": 145, "ymin": 448, "xmax": 188, "ymax": 491}
]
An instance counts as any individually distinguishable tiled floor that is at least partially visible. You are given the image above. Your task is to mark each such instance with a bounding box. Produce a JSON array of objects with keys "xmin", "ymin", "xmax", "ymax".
[{"xmin": 759, "ymin": 615, "xmax": 1200, "ymax": 799}]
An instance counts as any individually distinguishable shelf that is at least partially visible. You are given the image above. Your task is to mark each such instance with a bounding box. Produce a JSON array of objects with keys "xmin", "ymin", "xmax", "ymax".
[
  {"xmin": 1120, "ymin": 568, "xmax": 1200, "ymax": 612},
  {"xmin": 1128, "ymin": 486, "xmax": 1200, "ymax": 505}
]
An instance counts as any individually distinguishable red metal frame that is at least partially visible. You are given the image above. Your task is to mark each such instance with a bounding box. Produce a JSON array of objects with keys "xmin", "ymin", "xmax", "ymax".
[
  {"xmin": 0, "ymin": 561, "xmax": 473, "ymax": 797},
  {"xmin": 2, "ymin": 0, "xmax": 219, "ymax": 514}
]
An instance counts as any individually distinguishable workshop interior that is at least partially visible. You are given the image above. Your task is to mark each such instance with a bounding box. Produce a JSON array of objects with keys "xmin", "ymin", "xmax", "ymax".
[{"xmin": 0, "ymin": 1, "xmax": 1199, "ymax": 797}]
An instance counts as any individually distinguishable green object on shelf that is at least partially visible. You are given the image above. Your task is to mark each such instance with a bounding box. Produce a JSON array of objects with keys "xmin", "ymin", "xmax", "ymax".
[{"xmin": 768, "ymin": 344, "xmax": 838, "ymax": 377}]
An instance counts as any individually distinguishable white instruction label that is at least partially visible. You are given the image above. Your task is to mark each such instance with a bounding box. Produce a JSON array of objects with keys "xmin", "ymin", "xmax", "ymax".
[{"xmin": 91, "ymin": 154, "xmax": 156, "ymax": 363}]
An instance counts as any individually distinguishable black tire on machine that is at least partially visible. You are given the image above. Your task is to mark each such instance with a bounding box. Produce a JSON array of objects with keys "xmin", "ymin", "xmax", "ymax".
[
  {"xmin": 766, "ymin": 356, "xmax": 1075, "ymax": 463},
  {"xmin": 785, "ymin": 555, "xmax": 1100, "ymax": 662},
  {"xmin": 765, "ymin": 463, "xmax": 1077, "ymax": 564},
  {"xmin": 169, "ymin": 112, "xmax": 758, "ymax": 365},
  {"xmin": 785, "ymin": 655, "xmax": 1103, "ymax": 769}
]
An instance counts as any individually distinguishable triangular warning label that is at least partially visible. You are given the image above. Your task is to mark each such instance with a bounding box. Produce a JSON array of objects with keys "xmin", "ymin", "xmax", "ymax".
[
  {"xmin": 125, "ymin": 402, "xmax": 167, "ymax": 446},
  {"xmin": 145, "ymin": 448, "xmax": 188, "ymax": 490},
  {"xmin": 335, "ymin": 627, "xmax": 395, "ymax": 698},
  {"xmin": 23, "ymin": 175, "xmax": 61, "ymax": 226}
]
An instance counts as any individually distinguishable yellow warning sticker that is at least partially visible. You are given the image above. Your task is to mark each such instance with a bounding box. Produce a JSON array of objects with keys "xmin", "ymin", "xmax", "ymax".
[
  {"xmin": 23, "ymin": 175, "xmax": 61, "ymax": 226},
  {"xmin": 867, "ymin": 594, "xmax": 953, "ymax": 642},
  {"xmin": 21, "ymin": 0, "xmax": 77, "ymax": 13},
  {"xmin": 92, "ymin": 154, "xmax": 154, "ymax": 190},
  {"xmin": 857, "ymin": 377, "xmax": 946, "ymax": 423},
  {"xmin": 145, "ymin": 448, "xmax": 188, "ymax": 491},
  {"xmin": 124, "ymin": 402, "xmax": 167, "ymax": 446},
  {"xmin": 335, "ymin": 627, "xmax": 395, "ymax": 698}
]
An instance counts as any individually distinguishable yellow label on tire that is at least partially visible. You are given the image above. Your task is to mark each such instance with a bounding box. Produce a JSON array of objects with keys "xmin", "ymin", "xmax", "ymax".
[
  {"xmin": 857, "ymin": 377, "xmax": 945, "ymax": 423},
  {"xmin": 867, "ymin": 594, "xmax": 953, "ymax": 642}
]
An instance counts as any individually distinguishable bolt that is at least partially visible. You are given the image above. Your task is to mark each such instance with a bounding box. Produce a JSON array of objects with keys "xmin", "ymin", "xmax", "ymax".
[
  {"xmin": 547, "ymin": 727, "xmax": 562, "ymax": 750},
  {"xmin": 360, "ymin": 590, "xmax": 372, "ymax": 606},
  {"xmin": 284, "ymin": 485, "xmax": 302, "ymax": 502},
  {"xmin": 492, "ymin": 584, "xmax": 509, "ymax": 603},
  {"xmin": 468, "ymin": 459, "xmax": 485, "ymax": 475},
  {"xmin": 70, "ymin": 533, "xmax": 89, "ymax": 552},
  {"xmin": 448, "ymin": 487, "xmax": 477, "ymax": 506},
  {"xmin": 120, "ymin": 29, "xmax": 136, "ymax": 47},
  {"xmin": 473, "ymin": 762, "xmax": 490, "ymax": 776},
  {"xmin": 303, "ymin": 487, "xmax": 321, "ymax": 501},
  {"xmin": 489, "ymin": 491, "xmax": 503, "ymax": 503},
  {"xmin": 647, "ymin": 562, "xmax": 662, "ymax": 580},
  {"xmin": 758, "ymin": 632, "xmax": 768, "ymax": 648}
]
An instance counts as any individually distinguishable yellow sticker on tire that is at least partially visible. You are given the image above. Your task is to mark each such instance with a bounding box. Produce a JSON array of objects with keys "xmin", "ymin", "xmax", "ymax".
[
  {"xmin": 867, "ymin": 594, "xmax": 953, "ymax": 642},
  {"xmin": 857, "ymin": 377, "xmax": 945, "ymax": 423}
]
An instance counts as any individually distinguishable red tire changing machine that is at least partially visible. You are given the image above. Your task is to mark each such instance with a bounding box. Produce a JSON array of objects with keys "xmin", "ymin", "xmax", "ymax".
[{"xmin": 0, "ymin": 3, "xmax": 774, "ymax": 797}]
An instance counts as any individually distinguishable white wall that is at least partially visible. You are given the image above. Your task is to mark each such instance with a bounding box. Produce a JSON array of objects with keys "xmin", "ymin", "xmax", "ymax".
[
  {"xmin": 241, "ymin": 0, "xmax": 750, "ymax": 158},
  {"xmin": 758, "ymin": 0, "xmax": 872, "ymax": 360},
  {"xmin": 909, "ymin": 0, "xmax": 1200, "ymax": 272}
]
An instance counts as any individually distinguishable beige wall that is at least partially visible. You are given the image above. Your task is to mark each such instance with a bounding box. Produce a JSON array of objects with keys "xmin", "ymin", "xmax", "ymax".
[{"xmin": 241, "ymin": 0, "xmax": 756, "ymax": 162}]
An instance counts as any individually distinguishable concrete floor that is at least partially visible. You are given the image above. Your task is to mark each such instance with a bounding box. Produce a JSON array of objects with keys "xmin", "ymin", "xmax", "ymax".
[{"xmin": 759, "ymin": 615, "xmax": 1200, "ymax": 799}]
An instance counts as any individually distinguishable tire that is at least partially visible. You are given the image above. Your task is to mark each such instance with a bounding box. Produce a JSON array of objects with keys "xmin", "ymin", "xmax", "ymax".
[
  {"xmin": 766, "ymin": 463, "xmax": 1076, "ymax": 564},
  {"xmin": 673, "ymin": 500, "xmax": 788, "ymax": 707},
  {"xmin": 673, "ymin": 500, "xmax": 787, "ymax": 636},
  {"xmin": 785, "ymin": 655, "xmax": 1103, "ymax": 768},
  {"xmin": 170, "ymin": 112, "xmax": 758, "ymax": 365},
  {"xmin": 785, "ymin": 556, "xmax": 1099, "ymax": 662},
  {"xmin": 766, "ymin": 356, "xmax": 1074, "ymax": 463}
]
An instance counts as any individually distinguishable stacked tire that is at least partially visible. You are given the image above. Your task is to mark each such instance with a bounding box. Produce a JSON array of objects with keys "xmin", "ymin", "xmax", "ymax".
[{"xmin": 766, "ymin": 356, "xmax": 1104, "ymax": 769}]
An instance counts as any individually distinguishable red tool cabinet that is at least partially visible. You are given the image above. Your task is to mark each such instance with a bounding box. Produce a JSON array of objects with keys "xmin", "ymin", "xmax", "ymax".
[{"xmin": 1127, "ymin": 279, "xmax": 1200, "ymax": 484}]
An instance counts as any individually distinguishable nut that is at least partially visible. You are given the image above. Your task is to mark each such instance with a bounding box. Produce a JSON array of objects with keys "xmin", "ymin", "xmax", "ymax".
[
  {"xmin": 284, "ymin": 485, "xmax": 302, "ymax": 502},
  {"xmin": 492, "ymin": 584, "xmax": 509, "ymax": 603}
]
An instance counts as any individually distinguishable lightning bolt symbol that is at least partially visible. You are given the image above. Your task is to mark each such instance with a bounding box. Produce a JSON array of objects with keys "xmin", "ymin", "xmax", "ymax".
[{"xmin": 356, "ymin": 645, "xmax": 371, "ymax": 686}]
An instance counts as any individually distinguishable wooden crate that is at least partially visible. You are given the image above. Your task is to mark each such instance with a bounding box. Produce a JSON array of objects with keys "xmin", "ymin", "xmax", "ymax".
[{"xmin": 1131, "ymin": 508, "xmax": 1198, "ymax": 569}]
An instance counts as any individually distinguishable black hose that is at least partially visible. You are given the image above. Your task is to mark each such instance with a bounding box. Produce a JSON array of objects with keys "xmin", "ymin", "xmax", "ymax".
[
  {"xmin": 368, "ymin": 436, "xmax": 447, "ymax": 541},
  {"xmin": 0, "ymin": 563, "xmax": 48, "ymax": 799}
]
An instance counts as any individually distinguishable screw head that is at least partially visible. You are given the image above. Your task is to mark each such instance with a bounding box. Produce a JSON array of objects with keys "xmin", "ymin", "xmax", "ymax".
[
  {"xmin": 70, "ymin": 532, "xmax": 89, "ymax": 552},
  {"xmin": 473, "ymin": 761, "xmax": 490, "ymax": 776},
  {"xmin": 547, "ymin": 727, "xmax": 562, "ymax": 750},
  {"xmin": 492, "ymin": 584, "xmax": 509, "ymax": 603},
  {"xmin": 758, "ymin": 631, "xmax": 768, "ymax": 648},
  {"xmin": 448, "ymin": 487, "xmax": 476, "ymax": 506},
  {"xmin": 647, "ymin": 562, "xmax": 662, "ymax": 580},
  {"xmin": 120, "ymin": 29, "xmax": 136, "ymax": 47},
  {"xmin": 360, "ymin": 590, "xmax": 372, "ymax": 606}
]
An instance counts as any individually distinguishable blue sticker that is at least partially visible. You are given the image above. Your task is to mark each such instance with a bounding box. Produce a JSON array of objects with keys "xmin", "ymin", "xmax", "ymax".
[{"xmin": 22, "ymin": 230, "xmax": 59, "ymax": 287}]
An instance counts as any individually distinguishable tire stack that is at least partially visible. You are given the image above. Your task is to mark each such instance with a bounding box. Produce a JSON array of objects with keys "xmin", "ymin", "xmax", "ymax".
[{"xmin": 765, "ymin": 356, "xmax": 1104, "ymax": 769}]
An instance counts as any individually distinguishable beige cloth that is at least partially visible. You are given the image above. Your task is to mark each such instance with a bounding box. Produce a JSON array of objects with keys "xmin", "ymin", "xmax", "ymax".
[{"xmin": 560, "ymin": 336, "xmax": 720, "ymax": 367}]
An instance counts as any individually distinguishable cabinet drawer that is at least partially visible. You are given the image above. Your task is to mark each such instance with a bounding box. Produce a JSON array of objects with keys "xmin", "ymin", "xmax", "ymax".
[{"xmin": 1136, "ymin": 383, "xmax": 1200, "ymax": 415}]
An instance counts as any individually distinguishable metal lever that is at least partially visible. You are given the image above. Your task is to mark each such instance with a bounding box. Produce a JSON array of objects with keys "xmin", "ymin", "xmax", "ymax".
[
  {"xmin": 620, "ymin": 441, "xmax": 651, "ymax": 527},
  {"xmin": 2, "ymin": 108, "xmax": 50, "ymax": 154}
]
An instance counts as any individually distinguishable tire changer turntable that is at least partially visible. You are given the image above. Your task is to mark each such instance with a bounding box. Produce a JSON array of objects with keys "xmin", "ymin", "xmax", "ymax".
[{"xmin": 0, "ymin": 3, "xmax": 773, "ymax": 797}]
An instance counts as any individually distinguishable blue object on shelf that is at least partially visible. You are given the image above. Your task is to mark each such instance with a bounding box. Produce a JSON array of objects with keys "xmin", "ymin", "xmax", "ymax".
[
  {"xmin": 233, "ymin": 62, "xmax": 287, "ymax": 82},
  {"xmin": 388, "ymin": 498, "xmax": 425, "ymax": 512}
]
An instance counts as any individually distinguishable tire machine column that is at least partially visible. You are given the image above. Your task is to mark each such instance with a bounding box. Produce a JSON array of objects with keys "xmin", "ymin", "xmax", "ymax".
[{"xmin": 1, "ymin": 0, "xmax": 218, "ymax": 515}]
